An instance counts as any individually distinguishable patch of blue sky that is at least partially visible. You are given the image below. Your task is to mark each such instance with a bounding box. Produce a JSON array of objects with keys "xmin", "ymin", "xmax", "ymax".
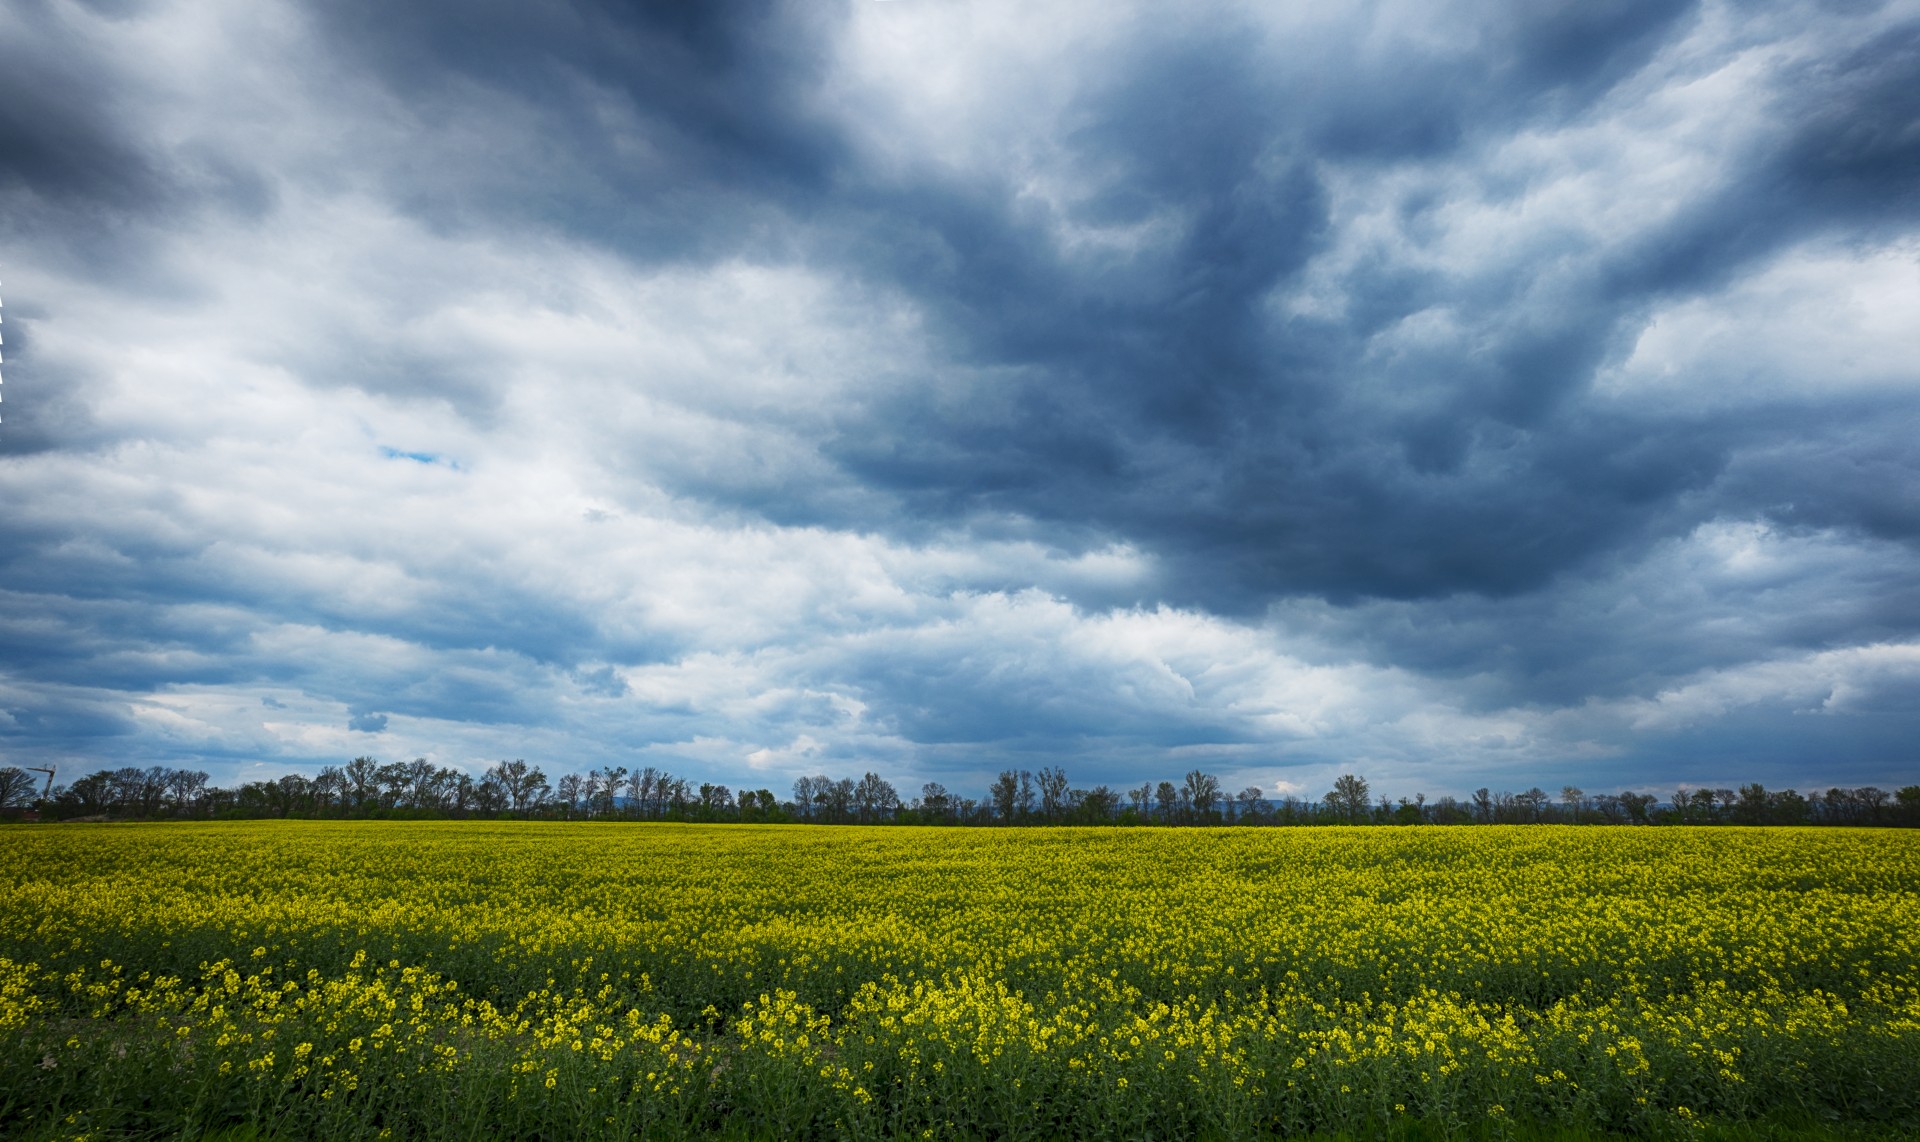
[{"xmin": 380, "ymin": 446, "xmax": 458, "ymax": 469}]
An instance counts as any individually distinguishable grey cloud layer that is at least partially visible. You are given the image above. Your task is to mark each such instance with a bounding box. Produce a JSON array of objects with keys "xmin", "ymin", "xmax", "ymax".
[{"xmin": 0, "ymin": 0, "xmax": 1915, "ymax": 794}]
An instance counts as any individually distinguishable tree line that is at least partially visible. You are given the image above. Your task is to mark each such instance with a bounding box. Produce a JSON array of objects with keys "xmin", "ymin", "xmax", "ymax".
[{"xmin": 3, "ymin": 761, "xmax": 1916, "ymax": 828}]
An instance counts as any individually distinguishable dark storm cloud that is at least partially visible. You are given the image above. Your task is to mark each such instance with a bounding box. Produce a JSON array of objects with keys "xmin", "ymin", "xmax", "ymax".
[
  {"xmin": 1, "ymin": 0, "xmax": 1914, "ymax": 791},
  {"xmin": 19, "ymin": 0, "xmax": 1901, "ymax": 614},
  {"xmin": 0, "ymin": 690, "xmax": 139, "ymax": 742},
  {"xmin": 1604, "ymin": 23, "xmax": 1920, "ymax": 304},
  {"xmin": 1715, "ymin": 403, "xmax": 1920, "ymax": 544},
  {"xmin": 0, "ymin": 2, "xmax": 164, "ymax": 211},
  {"xmin": 0, "ymin": 310, "xmax": 104, "ymax": 457},
  {"xmin": 1305, "ymin": 0, "xmax": 1701, "ymax": 160},
  {"xmin": 0, "ymin": 0, "xmax": 274, "ymax": 268},
  {"xmin": 789, "ymin": 2, "xmax": 1920, "ymax": 623},
  {"xmin": 304, "ymin": 0, "xmax": 845, "ymax": 263}
]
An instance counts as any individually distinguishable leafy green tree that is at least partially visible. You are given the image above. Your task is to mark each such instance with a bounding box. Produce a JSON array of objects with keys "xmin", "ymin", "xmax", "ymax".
[
  {"xmin": 59, "ymin": 771, "xmax": 115, "ymax": 817},
  {"xmin": 1077, "ymin": 785, "xmax": 1120, "ymax": 823},
  {"xmin": 739, "ymin": 789, "xmax": 779, "ymax": 821},
  {"xmin": 1618, "ymin": 791, "xmax": 1656, "ymax": 824},
  {"xmin": 698, "ymin": 782, "xmax": 733, "ymax": 818},
  {"xmin": 1770, "ymin": 788, "xmax": 1809, "ymax": 824},
  {"xmin": 1733, "ymin": 783, "xmax": 1771, "ymax": 824}
]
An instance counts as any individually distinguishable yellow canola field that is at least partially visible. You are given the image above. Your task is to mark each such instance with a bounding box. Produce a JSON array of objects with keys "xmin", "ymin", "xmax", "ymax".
[{"xmin": 2, "ymin": 822, "xmax": 1917, "ymax": 1140}]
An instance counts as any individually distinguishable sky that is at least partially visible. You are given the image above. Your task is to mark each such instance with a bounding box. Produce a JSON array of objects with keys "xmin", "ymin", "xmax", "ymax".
[{"xmin": 2, "ymin": 0, "xmax": 1918, "ymax": 803}]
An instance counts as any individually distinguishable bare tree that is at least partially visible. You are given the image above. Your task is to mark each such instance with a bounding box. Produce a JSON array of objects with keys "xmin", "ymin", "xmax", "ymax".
[
  {"xmin": 853, "ymin": 772, "xmax": 899, "ymax": 822},
  {"xmin": 165, "ymin": 769, "xmax": 210, "ymax": 814},
  {"xmin": 486, "ymin": 759, "xmax": 543, "ymax": 812},
  {"xmin": 310, "ymin": 766, "xmax": 345, "ymax": 814},
  {"xmin": 473, "ymin": 771, "xmax": 507, "ymax": 814},
  {"xmin": 989, "ymin": 771, "xmax": 1020, "ymax": 822},
  {"xmin": 1036, "ymin": 766, "xmax": 1070, "ymax": 821},
  {"xmin": 825, "ymin": 777, "xmax": 855, "ymax": 822},
  {"xmin": 598, "ymin": 766, "xmax": 628, "ymax": 817},
  {"xmin": 128, "ymin": 767, "xmax": 169, "ymax": 816},
  {"xmin": 1325, "ymin": 774, "xmax": 1370, "ymax": 822},
  {"xmin": 555, "ymin": 773, "xmax": 583, "ymax": 815},
  {"xmin": 633, "ymin": 771, "xmax": 664, "ymax": 817},
  {"xmin": 344, "ymin": 756, "xmax": 380, "ymax": 809},
  {"xmin": 1182, "ymin": 770, "xmax": 1221, "ymax": 821},
  {"xmin": 791, "ymin": 775, "xmax": 821, "ymax": 820},
  {"xmin": 0, "ymin": 767, "xmax": 34, "ymax": 809}
]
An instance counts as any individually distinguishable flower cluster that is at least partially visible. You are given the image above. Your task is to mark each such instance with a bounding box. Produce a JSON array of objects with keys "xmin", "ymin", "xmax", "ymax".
[{"xmin": 1, "ymin": 822, "xmax": 1916, "ymax": 1138}]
